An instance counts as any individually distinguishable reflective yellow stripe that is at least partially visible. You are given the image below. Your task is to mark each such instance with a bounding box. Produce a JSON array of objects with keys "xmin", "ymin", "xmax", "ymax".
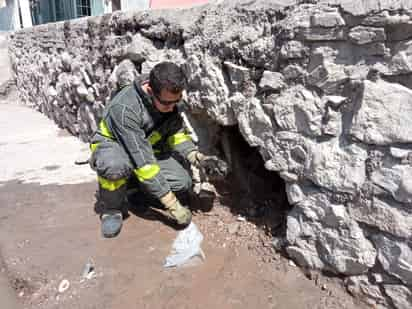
[
  {"xmin": 98, "ymin": 176, "xmax": 127, "ymax": 191},
  {"xmin": 167, "ymin": 132, "xmax": 192, "ymax": 147},
  {"xmin": 148, "ymin": 131, "xmax": 162, "ymax": 145},
  {"xmin": 90, "ymin": 143, "xmax": 99, "ymax": 152},
  {"xmin": 99, "ymin": 120, "xmax": 114, "ymax": 139},
  {"xmin": 134, "ymin": 164, "xmax": 160, "ymax": 182}
]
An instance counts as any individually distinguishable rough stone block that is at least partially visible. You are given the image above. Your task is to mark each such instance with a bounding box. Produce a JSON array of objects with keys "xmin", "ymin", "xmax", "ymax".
[
  {"xmin": 282, "ymin": 64, "xmax": 305, "ymax": 81},
  {"xmin": 259, "ymin": 71, "xmax": 285, "ymax": 91},
  {"xmin": 390, "ymin": 40, "xmax": 412, "ymax": 74},
  {"xmin": 280, "ymin": 40, "xmax": 307, "ymax": 59},
  {"xmin": 350, "ymin": 79, "xmax": 412, "ymax": 145},
  {"xmin": 286, "ymin": 245, "xmax": 325, "ymax": 270},
  {"xmin": 125, "ymin": 33, "xmax": 158, "ymax": 63},
  {"xmin": 270, "ymin": 85, "xmax": 324, "ymax": 137},
  {"xmin": 348, "ymin": 26, "xmax": 386, "ymax": 45},
  {"xmin": 296, "ymin": 27, "xmax": 346, "ymax": 41},
  {"xmin": 373, "ymin": 235, "xmax": 412, "ymax": 285},
  {"xmin": 306, "ymin": 63, "xmax": 348, "ymax": 94},
  {"xmin": 287, "ymin": 192, "xmax": 376, "ymax": 275},
  {"xmin": 348, "ymin": 197, "xmax": 412, "ymax": 238},
  {"xmin": 371, "ymin": 165, "xmax": 412, "ymax": 204},
  {"xmin": 362, "ymin": 11, "xmax": 410, "ymax": 26},
  {"xmin": 346, "ymin": 275, "xmax": 388, "ymax": 307},
  {"xmin": 286, "ymin": 183, "xmax": 305, "ymax": 204},
  {"xmin": 305, "ymin": 139, "xmax": 367, "ymax": 194},
  {"xmin": 232, "ymin": 96, "xmax": 273, "ymax": 148},
  {"xmin": 310, "ymin": 11, "xmax": 346, "ymax": 28},
  {"xmin": 386, "ymin": 22, "xmax": 412, "ymax": 41},
  {"xmin": 383, "ymin": 285, "xmax": 412, "ymax": 309},
  {"xmin": 390, "ymin": 147, "xmax": 412, "ymax": 159},
  {"xmin": 322, "ymin": 107, "xmax": 341, "ymax": 136},
  {"xmin": 335, "ymin": 0, "xmax": 412, "ymax": 16}
]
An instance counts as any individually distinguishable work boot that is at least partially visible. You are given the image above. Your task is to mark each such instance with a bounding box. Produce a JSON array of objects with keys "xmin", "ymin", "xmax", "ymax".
[{"xmin": 101, "ymin": 211, "xmax": 123, "ymax": 238}]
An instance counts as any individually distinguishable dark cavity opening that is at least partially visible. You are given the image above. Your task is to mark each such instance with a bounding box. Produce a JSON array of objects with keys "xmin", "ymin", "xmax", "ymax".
[{"xmin": 214, "ymin": 125, "xmax": 291, "ymax": 237}]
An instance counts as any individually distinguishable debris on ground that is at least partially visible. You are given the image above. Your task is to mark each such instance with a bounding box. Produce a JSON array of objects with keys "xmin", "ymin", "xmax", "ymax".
[
  {"xmin": 81, "ymin": 259, "xmax": 95, "ymax": 280},
  {"xmin": 58, "ymin": 279, "xmax": 70, "ymax": 293},
  {"xmin": 164, "ymin": 222, "xmax": 205, "ymax": 268}
]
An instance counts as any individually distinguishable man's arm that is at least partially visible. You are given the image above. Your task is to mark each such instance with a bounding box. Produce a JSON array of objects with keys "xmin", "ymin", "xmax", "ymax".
[
  {"xmin": 165, "ymin": 111, "xmax": 197, "ymax": 159},
  {"xmin": 166, "ymin": 112, "xmax": 229, "ymax": 180},
  {"xmin": 110, "ymin": 104, "xmax": 171, "ymax": 198}
]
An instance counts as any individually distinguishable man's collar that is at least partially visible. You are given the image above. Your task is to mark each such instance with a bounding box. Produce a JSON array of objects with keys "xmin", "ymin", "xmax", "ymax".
[{"xmin": 134, "ymin": 79, "xmax": 152, "ymax": 104}]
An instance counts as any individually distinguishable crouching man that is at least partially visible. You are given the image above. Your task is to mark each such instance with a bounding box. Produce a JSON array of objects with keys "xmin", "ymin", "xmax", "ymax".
[{"xmin": 89, "ymin": 61, "xmax": 227, "ymax": 238}]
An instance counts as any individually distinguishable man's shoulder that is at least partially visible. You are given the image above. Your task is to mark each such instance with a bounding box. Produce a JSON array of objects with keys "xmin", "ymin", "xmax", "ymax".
[
  {"xmin": 104, "ymin": 87, "xmax": 140, "ymax": 119},
  {"xmin": 113, "ymin": 83, "xmax": 137, "ymax": 99},
  {"xmin": 109, "ymin": 82, "xmax": 145, "ymax": 108}
]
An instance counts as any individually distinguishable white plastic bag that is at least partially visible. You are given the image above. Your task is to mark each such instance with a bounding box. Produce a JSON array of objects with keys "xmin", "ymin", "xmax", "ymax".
[{"xmin": 164, "ymin": 222, "xmax": 205, "ymax": 268}]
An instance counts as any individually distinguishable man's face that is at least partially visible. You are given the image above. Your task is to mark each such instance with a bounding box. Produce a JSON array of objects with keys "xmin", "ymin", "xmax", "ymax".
[{"xmin": 151, "ymin": 88, "xmax": 182, "ymax": 113}]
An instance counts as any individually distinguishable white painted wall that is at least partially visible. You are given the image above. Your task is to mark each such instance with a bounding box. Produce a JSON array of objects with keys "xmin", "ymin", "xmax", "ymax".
[
  {"xmin": 120, "ymin": 0, "xmax": 149, "ymax": 11},
  {"xmin": 104, "ymin": 0, "xmax": 112, "ymax": 13},
  {"xmin": 19, "ymin": 0, "xmax": 32, "ymax": 28},
  {"xmin": 11, "ymin": 0, "xmax": 19, "ymax": 29}
]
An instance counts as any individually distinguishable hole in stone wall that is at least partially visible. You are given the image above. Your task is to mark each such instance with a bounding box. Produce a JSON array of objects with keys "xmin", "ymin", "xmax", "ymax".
[{"xmin": 214, "ymin": 125, "xmax": 291, "ymax": 237}]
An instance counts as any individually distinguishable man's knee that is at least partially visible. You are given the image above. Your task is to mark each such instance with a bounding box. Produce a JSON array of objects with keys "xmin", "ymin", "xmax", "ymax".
[
  {"xmin": 99, "ymin": 158, "xmax": 132, "ymax": 180},
  {"xmin": 92, "ymin": 146, "xmax": 132, "ymax": 180}
]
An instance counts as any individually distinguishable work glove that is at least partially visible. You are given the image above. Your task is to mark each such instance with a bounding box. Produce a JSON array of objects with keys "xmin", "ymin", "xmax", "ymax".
[
  {"xmin": 187, "ymin": 150, "xmax": 228, "ymax": 179},
  {"xmin": 160, "ymin": 191, "xmax": 192, "ymax": 226}
]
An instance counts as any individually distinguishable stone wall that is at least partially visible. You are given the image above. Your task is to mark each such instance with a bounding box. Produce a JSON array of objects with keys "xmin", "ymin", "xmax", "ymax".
[{"xmin": 8, "ymin": 0, "xmax": 412, "ymax": 307}]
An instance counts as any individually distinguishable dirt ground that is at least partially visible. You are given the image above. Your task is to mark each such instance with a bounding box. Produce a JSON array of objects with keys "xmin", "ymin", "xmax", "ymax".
[
  {"xmin": 0, "ymin": 179, "xmax": 368, "ymax": 309},
  {"xmin": 0, "ymin": 92, "xmax": 368, "ymax": 309}
]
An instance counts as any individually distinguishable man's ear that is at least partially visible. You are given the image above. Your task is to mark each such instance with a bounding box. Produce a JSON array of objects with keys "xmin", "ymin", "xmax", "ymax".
[{"xmin": 146, "ymin": 85, "xmax": 153, "ymax": 95}]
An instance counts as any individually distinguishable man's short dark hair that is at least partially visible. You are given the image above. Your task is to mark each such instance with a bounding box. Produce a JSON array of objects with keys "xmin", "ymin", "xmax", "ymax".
[{"xmin": 149, "ymin": 62, "xmax": 187, "ymax": 96}]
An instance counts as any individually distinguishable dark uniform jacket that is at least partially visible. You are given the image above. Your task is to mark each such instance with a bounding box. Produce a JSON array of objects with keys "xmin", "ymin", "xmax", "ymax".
[{"xmin": 90, "ymin": 79, "xmax": 197, "ymax": 198}]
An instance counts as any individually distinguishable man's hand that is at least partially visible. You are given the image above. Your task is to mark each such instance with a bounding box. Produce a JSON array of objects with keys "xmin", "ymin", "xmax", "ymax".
[
  {"xmin": 187, "ymin": 151, "xmax": 228, "ymax": 179},
  {"xmin": 160, "ymin": 191, "xmax": 192, "ymax": 226}
]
